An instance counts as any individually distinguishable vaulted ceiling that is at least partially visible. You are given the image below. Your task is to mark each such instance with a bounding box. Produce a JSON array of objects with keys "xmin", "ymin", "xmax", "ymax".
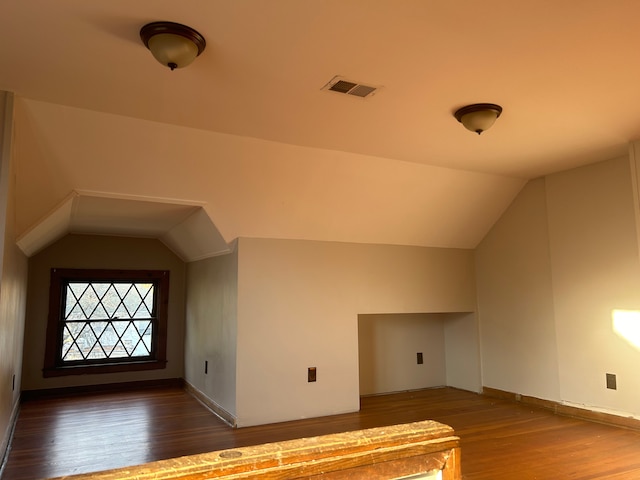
[{"xmin": 3, "ymin": 1, "xmax": 640, "ymax": 258}]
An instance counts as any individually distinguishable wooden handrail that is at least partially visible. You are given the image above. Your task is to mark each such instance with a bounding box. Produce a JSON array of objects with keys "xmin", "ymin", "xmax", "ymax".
[{"xmin": 50, "ymin": 420, "xmax": 460, "ymax": 479}]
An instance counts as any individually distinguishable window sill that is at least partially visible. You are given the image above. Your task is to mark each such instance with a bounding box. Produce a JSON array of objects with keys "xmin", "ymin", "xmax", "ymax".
[{"xmin": 43, "ymin": 360, "xmax": 167, "ymax": 377}]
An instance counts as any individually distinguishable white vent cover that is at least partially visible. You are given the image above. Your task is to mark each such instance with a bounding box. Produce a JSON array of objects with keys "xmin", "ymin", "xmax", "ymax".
[{"xmin": 322, "ymin": 76, "xmax": 379, "ymax": 98}]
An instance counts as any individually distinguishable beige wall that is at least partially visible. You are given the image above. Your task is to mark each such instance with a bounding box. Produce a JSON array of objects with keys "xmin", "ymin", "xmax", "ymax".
[
  {"xmin": 185, "ymin": 246, "xmax": 238, "ymax": 418},
  {"xmin": 358, "ymin": 313, "xmax": 446, "ymax": 395},
  {"xmin": 444, "ymin": 312, "xmax": 481, "ymax": 392},
  {"xmin": 235, "ymin": 238, "xmax": 476, "ymax": 427},
  {"xmin": 547, "ymin": 156, "xmax": 640, "ymax": 416},
  {"xmin": 22, "ymin": 234, "xmax": 186, "ymax": 391},
  {"xmin": 0, "ymin": 91, "xmax": 28, "ymax": 462},
  {"xmin": 477, "ymin": 155, "xmax": 640, "ymax": 419},
  {"xmin": 476, "ymin": 178, "xmax": 560, "ymax": 400}
]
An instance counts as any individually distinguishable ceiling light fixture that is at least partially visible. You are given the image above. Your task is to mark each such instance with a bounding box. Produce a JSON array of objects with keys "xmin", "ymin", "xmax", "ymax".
[
  {"xmin": 454, "ymin": 103, "xmax": 503, "ymax": 135},
  {"xmin": 140, "ymin": 21, "xmax": 206, "ymax": 71}
]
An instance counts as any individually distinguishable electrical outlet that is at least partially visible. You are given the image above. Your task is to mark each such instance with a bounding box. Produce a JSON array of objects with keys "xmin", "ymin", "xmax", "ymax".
[
  {"xmin": 308, "ymin": 367, "xmax": 317, "ymax": 382},
  {"xmin": 606, "ymin": 373, "xmax": 617, "ymax": 390},
  {"xmin": 417, "ymin": 352, "xmax": 423, "ymax": 364}
]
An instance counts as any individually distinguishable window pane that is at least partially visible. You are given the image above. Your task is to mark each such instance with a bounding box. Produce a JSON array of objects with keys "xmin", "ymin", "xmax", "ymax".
[
  {"xmin": 60, "ymin": 281, "xmax": 156, "ymax": 363},
  {"xmin": 91, "ymin": 283, "xmax": 111, "ymax": 300},
  {"xmin": 61, "ymin": 324, "xmax": 80, "ymax": 359},
  {"xmin": 63, "ymin": 343, "xmax": 83, "ymax": 362},
  {"xmin": 78, "ymin": 284, "xmax": 101, "ymax": 319},
  {"xmin": 101, "ymin": 284, "xmax": 121, "ymax": 318},
  {"xmin": 138, "ymin": 284, "xmax": 155, "ymax": 316},
  {"xmin": 66, "ymin": 284, "xmax": 90, "ymax": 319},
  {"xmin": 75, "ymin": 325, "xmax": 98, "ymax": 358},
  {"xmin": 87, "ymin": 340, "xmax": 107, "ymax": 359},
  {"xmin": 45, "ymin": 269, "xmax": 168, "ymax": 375},
  {"xmin": 123, "ymin": 284, "xmax": 154, "ymax": 318}
]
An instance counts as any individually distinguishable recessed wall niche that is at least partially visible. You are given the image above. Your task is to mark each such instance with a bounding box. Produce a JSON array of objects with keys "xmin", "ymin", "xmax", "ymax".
[{"xmin": 357, "ymin": 312, "xmax": 480, "ymax": 396}]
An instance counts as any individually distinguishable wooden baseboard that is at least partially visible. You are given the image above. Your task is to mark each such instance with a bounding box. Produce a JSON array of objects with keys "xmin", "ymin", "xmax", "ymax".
[
  {"xmin": 184, "ymin": 381, "xmax": 236, "ymax": 428},
  {"xmin": 482, "ymin": 386, "xmax": 640, "ymax": 431},
  {"xmin": 21, "ymin": 378, "xmax": 184, "ymax": 402},
  {"xmin": 0, "ymin": 397, "xmax": 20, "ymax": 478}
]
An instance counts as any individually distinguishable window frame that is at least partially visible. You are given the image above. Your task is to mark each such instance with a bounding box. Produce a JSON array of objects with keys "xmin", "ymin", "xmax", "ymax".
[{"xmin": 43, "ymin": 268, "xmax": 170, "ymax": 377}]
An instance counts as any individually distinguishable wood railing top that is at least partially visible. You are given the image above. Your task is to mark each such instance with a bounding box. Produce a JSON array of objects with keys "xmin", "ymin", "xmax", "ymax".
[{"xmin": 51, "ymin": 419, "xmax": 460, "ymax": 480}]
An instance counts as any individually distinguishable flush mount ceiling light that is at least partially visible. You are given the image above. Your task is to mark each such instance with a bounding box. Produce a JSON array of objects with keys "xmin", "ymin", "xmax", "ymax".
[
  {"xmin": 454, "ymin": 103, "xmax": 503, "ymax": 135},
  {"xmin": 140, "ymin": 21, "xmax": 206, "ymax": 70}
]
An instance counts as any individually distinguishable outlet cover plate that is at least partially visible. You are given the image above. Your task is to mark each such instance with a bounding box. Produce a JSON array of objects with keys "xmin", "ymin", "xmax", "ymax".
[{"xmin": 606, "ymin": 373, "xmax": 617, "ymax": 390}]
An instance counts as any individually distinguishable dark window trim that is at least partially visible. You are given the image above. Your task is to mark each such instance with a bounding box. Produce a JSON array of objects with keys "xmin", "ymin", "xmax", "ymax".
[{"xmin": 43, "ymin": 268, "xmax": 169, "ymax": 378}]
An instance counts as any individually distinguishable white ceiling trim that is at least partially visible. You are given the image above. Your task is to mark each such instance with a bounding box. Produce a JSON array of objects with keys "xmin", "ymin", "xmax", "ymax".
[
  {"xmin": 16, "ymin": 191, "xmax": 77, "ymax": 257},
  {"xmin": 16, "ymin": 190, "xmax": 230, "ymax": 261}
]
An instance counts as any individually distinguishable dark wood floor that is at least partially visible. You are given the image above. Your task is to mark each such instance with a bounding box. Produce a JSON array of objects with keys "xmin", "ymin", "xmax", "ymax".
[{"xmin": 3, "ymin": 386, "xmax": 640, "ymax": 479}]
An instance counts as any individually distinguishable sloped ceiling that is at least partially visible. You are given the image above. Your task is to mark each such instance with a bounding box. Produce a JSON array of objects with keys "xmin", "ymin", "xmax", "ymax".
[
  {"xmin": 4, "ymin": 1, "xmax": 640, "ymax": 256},
  {"xmin": 13, "ymin": 99, "xmax": 525, "ymax": 257}
]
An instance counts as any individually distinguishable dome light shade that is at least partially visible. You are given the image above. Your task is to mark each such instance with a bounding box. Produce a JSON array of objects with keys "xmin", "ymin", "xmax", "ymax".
[
  {"xmin": 140, "ymin": 22, "xmax": 206, "ymax": 70},
  {"xmin": 454, "ymin": 103, "xmax": 503, "ymax": 135}
]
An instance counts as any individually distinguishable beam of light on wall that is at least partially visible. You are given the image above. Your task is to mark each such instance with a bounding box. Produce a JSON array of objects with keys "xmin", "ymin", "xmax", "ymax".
[{"xmin": 612, "ymin": 309, "xmax": 640, "ymax": 350}]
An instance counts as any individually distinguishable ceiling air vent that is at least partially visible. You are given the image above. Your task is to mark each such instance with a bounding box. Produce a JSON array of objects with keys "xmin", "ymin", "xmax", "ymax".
[{"xmin": 322, "ymin": 76, "xmax": 379, "ymax": 98}]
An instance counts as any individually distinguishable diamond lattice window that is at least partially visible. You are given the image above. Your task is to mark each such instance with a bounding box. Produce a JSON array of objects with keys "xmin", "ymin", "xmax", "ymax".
[
  {"xmin": 61, "ymin": 281, "xmax": 155, "ymax": 362},
  {"xmin": 44, "ymin": 269, "xmax": 169, "ymax": 376}
]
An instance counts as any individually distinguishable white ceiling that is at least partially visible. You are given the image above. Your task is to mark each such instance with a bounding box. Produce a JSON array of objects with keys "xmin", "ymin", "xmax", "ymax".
[{"xmin": 3, "ymin": 0, "xmax": 640, "ymax": 256}]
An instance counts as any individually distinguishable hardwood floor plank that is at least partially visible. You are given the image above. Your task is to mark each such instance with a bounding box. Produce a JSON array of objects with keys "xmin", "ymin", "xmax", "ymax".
[{"xmin": 3, "ymin": 387, "xmax": 640, "ymax": 479}]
